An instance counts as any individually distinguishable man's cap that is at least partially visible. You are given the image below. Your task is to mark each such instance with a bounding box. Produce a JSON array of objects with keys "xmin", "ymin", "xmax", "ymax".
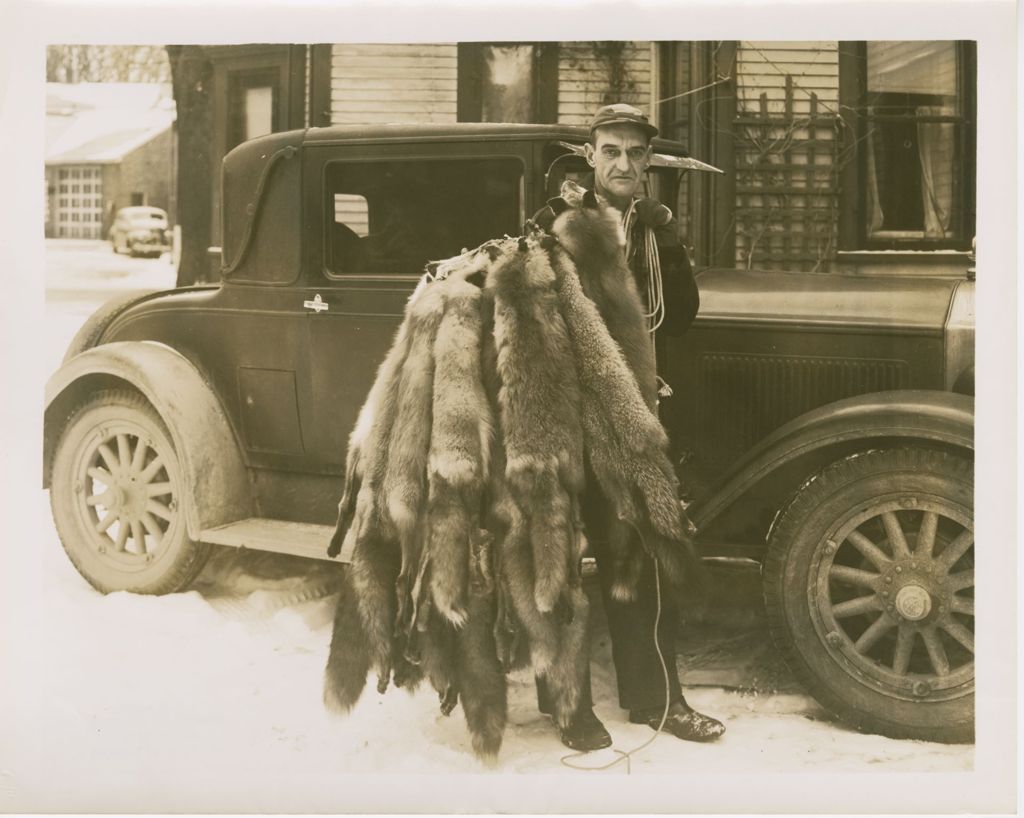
[{"xmin": 589, "ymin": 103, "xmax": 659, "ymax": 140}]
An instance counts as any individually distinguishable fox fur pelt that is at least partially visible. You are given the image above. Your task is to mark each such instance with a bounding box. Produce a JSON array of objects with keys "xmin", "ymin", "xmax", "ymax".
[{"xmin": 324, "ymin": 184, "xmax": 700, "ymax": 760}]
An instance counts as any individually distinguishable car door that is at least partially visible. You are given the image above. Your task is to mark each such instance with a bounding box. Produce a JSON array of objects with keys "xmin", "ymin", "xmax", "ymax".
[{"xmin": 300, "ymin": 141, "xmax": 529, "ymax": 473}]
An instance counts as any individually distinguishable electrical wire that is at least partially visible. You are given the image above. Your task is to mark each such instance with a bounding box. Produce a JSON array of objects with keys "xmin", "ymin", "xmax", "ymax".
[{"xmin": 559, "ymin": 529, "xmax": 671, "ymax": 774}]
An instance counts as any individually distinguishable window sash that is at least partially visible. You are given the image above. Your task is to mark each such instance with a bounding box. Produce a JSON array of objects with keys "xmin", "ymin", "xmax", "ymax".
[
  {"xmin": 324, "ymin": 156, "xmax": 525, "ymax": 277},
  {"xmin": 838, "ymin": 40, "xmax": 975, "ymax": 252}
]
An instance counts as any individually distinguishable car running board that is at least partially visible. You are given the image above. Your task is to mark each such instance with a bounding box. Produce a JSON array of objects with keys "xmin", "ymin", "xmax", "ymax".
[{"xmin": 199, "ymin": 518, "xmax": 340, "ymax": 562}]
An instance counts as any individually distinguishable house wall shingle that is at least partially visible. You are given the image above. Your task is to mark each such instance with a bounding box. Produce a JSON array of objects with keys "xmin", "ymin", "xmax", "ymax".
[
  {"xmin": 736, "ymin": 41, "xmax": 840, "ymax": 116},
  {"xmin": 557, "ymin": 41, "xmax": 654, "ymax": 125},
  {"xmin": 329, "ymin": 43, "xmax": 458, "ymax": 125}
]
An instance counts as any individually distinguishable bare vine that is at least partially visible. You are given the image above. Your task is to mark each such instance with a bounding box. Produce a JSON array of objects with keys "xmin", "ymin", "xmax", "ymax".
[{"xmin": 567, "ymin": 41, "xmax": 641, "ymax": 105}]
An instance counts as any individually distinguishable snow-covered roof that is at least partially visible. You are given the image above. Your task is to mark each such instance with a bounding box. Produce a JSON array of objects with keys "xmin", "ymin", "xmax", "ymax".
[{"xmin": 45, "ymin": 82, "xmax": 175, "ymax": 166}]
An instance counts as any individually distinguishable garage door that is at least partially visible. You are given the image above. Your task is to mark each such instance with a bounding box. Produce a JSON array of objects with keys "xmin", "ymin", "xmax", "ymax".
[{"xmin": 55, "ymin": 166, "xmax": 103, "ymax": 239}]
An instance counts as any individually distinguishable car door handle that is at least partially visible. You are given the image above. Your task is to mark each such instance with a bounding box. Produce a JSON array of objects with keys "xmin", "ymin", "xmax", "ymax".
[{"xmin": 303, "ymin": 293, "xmax": 329, "ymax": 313}]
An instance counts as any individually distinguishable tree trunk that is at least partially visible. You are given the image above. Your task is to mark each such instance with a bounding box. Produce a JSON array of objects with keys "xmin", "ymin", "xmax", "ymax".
[{"xmin": 167, "ymin": 45, "xmax": 215, "ymax": 286}]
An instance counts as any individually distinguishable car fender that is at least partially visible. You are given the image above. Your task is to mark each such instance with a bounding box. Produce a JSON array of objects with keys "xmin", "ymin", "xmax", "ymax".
[
  {"xmin": 61, "ymin": 287, "xmax": 219, "ymax": 363},
  {"xmin": 45, "ymin": 341, "xmax": 253, "ymax": 540},
  {"xmin": 61, "ymin": 290, "xmax": 162, "ymax": 363},
  {"xmin": 690, "ymin": 390, "xmax": 974, "ymax": 530}
]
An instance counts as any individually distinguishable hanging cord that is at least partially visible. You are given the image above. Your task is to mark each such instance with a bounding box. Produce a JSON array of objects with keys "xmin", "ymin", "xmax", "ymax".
[
  {"xmin": 621, "ymin": 197, "xmax": 666, "ymax": 334},
  {"xmin": 644, "ymin": 225, "xmax": 666, "ymax": 334},
  {"xmin": 623, "ymin": 198, "xmax": 672, "ymax": 396},
  {"xmin": 559, "ymin": 524, "xmax": 671, "ymax": 774}
]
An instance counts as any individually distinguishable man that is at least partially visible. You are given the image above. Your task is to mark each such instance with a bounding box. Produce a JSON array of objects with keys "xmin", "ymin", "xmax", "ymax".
[{"xmin": 534, "ymin": 103, "xmax": 725, "ymax": 752}]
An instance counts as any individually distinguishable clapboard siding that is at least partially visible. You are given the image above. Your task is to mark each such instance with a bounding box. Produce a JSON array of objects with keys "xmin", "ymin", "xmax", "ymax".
[
  {"xmin": 736, "ymin": 41, "xmax": 840, "ymax": 115},
  {"xmin": 557, "ymin": 41, "xmax": 654, "ymax": 125},
  {"xmin": 330, "ymin": 43, "xmax": 457, "ymax": 124}
]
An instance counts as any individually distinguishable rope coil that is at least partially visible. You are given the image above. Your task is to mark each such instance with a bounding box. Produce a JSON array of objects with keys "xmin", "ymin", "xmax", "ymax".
[{"xmin": 622, "ymin": 199, "xmax": 666, "ymax": 334}]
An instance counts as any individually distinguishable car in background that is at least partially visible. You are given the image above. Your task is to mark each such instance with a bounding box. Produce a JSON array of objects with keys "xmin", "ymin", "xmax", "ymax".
[
  {"xmin": 109, "ymin": 206, "xmax": 170, "ymax": 257},
  {"xmin": 45, "ymin": 124, "xmax": 974, "ymax": 745}
]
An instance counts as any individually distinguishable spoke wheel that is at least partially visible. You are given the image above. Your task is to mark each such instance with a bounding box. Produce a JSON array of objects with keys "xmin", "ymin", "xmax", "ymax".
[
  {"xmin": 50, "ymin": 389, "xmax": 210, "ymax": 594},
  {"xmin": 763, "ymin": 448, "xmax": 974, "ymax": 743},
  {"xmin": 818, "ymin": 500, "xmax": 973, "ymax": 695}
]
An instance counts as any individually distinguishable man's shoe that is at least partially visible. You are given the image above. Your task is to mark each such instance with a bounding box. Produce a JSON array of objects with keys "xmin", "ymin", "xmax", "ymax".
[
  {"xmin": 629, "ymin": 699, "xmax": 725, "ymax": 743},
  {"xmin": 556, "ymin": 707, "xmax": 613, "ymax": 752}
]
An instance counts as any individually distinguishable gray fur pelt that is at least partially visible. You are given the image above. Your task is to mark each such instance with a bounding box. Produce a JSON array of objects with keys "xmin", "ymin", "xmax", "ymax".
[{"xmin": 324, "ymin": 185, "xmax": 698, "ymax": 759}]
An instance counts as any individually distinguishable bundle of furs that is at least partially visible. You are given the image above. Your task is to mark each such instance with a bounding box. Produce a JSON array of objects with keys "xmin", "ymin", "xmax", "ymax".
[{"xmin": 323, "ymin": 182, "xmax": 701, "ymax": 759}]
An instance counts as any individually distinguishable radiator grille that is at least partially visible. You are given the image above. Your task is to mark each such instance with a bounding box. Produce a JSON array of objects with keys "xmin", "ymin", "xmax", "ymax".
[{"xmin": 695, "ymin": 352, "xmax": 910, "ymax": 468}]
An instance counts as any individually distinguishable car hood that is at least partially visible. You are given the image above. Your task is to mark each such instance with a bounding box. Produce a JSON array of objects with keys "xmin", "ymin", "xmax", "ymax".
[{"xmin": 694, "ymin": 269, "xmax": 961, "ymax": 333}]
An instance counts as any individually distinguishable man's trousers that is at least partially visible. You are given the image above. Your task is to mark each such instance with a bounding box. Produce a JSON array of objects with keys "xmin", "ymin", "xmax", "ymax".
[{"xmin": 537, "ymin": 484, "xmax": 683, "ymax": 715}]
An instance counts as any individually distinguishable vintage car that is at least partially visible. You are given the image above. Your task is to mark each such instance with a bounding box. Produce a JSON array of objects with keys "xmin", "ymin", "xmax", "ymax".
[
  {"xmin": 44, "ymin": 124, "xmax": 974, "ymax": 744},
  {"xmin": 109, "ymin": 206, "xmax": 171, "ymax": 257}
]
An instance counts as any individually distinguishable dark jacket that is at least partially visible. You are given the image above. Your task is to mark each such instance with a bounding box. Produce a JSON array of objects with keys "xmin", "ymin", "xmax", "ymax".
[{"xmin": 531, "ymin": 185, "xmax": 699, "ymax": 337}]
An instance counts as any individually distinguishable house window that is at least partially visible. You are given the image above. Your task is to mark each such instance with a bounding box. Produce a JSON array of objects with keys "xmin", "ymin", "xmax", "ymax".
[
  {"xmin": 324, "ymin": 157, "xmax": 524, "ymax": 276},
  {"xmin": 458, "ymin": 43, "xmax": 558, "ymax": 123},
  {"xmin": 227, "ymin": 68, "xmax": 280, "ymax": 152},
  {"xmin": 839, "ymin": 41, "xmax": 976, "ymax": 250}
]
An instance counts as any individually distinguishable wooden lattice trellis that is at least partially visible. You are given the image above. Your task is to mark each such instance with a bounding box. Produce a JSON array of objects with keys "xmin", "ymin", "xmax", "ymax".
[{"xmin": 734, "ymin": 76, "xmax": 841, "ymax": 272}]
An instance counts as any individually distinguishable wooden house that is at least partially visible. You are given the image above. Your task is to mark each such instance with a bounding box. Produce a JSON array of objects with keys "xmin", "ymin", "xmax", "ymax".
[{"xmin": 194, "ymin": 41, "xmax": 975, "ymax": 275}]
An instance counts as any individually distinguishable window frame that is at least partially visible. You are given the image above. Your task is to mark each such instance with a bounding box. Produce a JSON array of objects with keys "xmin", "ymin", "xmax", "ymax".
[
  {"xmin": 315, "ymin": 148, "xmax": 528, "ymax": 282},
  {"xmin": 207, "ymin": 45, "xmax": 307, "ymax": 247},
  {"xmin": 838, "ymin": 40, "xmax": 976, "ymax": 253},
  {"xmin": 226, "ymin": 67, "xmax": 281, "ymax": 153},
  {"xmin": 457, "ymin": 42, "xmax": 559, "ymax": 124}
]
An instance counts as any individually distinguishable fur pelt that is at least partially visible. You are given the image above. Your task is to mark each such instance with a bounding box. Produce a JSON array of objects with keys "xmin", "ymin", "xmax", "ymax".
[{"xmin": 324, "ymin": 185, "xmax": 698, "ymax": 759}]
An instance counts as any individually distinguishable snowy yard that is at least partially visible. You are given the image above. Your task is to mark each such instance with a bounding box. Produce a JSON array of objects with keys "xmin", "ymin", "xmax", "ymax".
[{"xmin": 2, "ymin": 240, "xmax": 974, "ymax": 812}]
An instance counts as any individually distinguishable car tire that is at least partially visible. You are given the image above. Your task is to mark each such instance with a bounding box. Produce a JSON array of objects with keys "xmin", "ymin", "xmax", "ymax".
[
  {"xmin": 763, "ymin": 447, "xmax": 974, "ymax": 743},
  {"xmin": 50, "ymin": 389, "xmax": 211, "ymax": 595}
]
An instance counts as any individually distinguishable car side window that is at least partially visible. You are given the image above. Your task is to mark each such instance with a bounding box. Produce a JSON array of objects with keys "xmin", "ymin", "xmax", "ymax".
[{"xmin": 325, "ymin": 157, "xmax": 523, "ymax": 276}]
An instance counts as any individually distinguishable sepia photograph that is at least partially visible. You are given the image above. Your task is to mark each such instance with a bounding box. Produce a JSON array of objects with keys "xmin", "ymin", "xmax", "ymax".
[{"xmin": 1, "ymin": 0, "xmax": 1017, "ymax": 813}]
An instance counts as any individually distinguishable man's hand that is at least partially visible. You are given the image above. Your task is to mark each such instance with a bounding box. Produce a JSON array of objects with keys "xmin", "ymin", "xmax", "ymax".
[{"xmin": 634, "ymin": 196, "xmax": 673, "ymax": 228}]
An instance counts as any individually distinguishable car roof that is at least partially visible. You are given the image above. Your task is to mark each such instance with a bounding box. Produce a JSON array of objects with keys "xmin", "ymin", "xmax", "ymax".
[
  {"xmin": 119, "ymin": 206, "xmax": 166, "ymax": 216},
  {"xmin": 299, "ymin": 122, "xmax": 690, "ymax": 155}
]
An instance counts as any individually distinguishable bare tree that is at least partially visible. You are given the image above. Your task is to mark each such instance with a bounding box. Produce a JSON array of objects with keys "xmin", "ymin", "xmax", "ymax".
[
  {"xmin": 46, "ymin": 45, "xmax": 170, "ymax": 83},
  {"xmin": 166, "ymin": 45, "xmax": 215, "ymax": 286}
]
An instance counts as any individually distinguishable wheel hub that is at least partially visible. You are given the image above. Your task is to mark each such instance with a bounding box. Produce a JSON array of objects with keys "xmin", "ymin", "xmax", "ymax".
[
  {"xmin": 894, "ymin": 583, "xmax": 932, "ymax": 621},
  {"xmin": 109, "ymin": 484, "xmax": 127, "ymax": 513},
  {"xmin": 117, "ymin": 476, "xmax": 144, "ymax": 517}
]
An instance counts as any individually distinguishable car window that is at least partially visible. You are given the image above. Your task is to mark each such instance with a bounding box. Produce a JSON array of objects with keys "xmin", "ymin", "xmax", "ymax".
[{"xmin": 325, "ymin": 157, "xmax": 523, "ymax": 276}]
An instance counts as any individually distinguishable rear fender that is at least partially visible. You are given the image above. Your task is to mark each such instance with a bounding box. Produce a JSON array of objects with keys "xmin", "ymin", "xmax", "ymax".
[
  {"xmin": 691, "ymin": 390, "xmax": 974, "ymax": 531},
  {"xmin": 61, "ymin": 286, "xmax": 220, "ymax": 364},
  {"xmin": 44, "ymin": 341, "xmax": 253, "ymax": 539}
]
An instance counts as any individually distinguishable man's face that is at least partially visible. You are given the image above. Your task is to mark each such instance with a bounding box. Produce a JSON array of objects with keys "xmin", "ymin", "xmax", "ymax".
[{"xmin": 584, "ymin": 124, "xmax": 651, "ymax": 209}]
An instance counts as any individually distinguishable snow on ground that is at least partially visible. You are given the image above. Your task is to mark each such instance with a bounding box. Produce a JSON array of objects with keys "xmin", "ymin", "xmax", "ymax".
[
  {"xmin": 3, "ymin": 240, "xmax": 974, "ymax": 811},
  {"xmin": 42, "ymin": 239, "xmax": 177, "ymax": 372}
]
